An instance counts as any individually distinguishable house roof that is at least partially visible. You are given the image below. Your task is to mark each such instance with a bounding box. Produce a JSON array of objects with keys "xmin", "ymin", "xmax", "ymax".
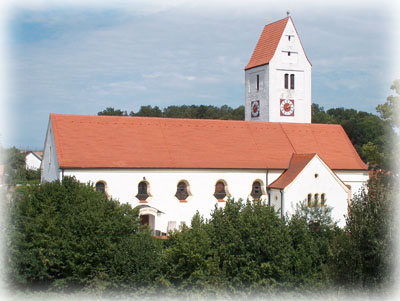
[
  {"xmin": 244, "ymin": 16, "xmax": 311, "ymax": 70},
  {"xmin": 50, "ymin": 114, "xmax": 367, "ymax": 171},
  {"xmin": 26, "ymin": 151, "xmax": 43, "ymax": 160},
  {"xmin": 268, "ymin": 153, "xmax": 316, "ymax": 189}
]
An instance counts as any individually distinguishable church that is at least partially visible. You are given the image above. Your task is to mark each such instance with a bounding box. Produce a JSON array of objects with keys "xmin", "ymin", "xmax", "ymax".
[{"xmin": 41, "ymin": 16, "xmax": 369, "ymax": 233}]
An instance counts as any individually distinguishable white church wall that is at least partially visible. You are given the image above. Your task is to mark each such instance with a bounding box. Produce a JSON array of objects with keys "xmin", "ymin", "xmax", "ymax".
[
  {"xmin": 283, "ymin": 157, "xmax": 349, "ymax": 227},
  {"xmin": 41, "ymin": 123, "xmax": 60, "ymax": 182},
  {"xmin": 334, "ymin": 170, "xmax": 369, "ymax": 198},
  {"xmin": 62, "ymin": 168, "xmax": 274, "ymax": 234},
  {"xmin": 269, "ymin": 18, "xmax": 311, "ymax": 123}
]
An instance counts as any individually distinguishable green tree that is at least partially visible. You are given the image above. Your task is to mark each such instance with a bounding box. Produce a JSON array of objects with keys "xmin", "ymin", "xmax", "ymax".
[
  {"xmin": 3, "ymin": 147, "xmax": 41, "ymax": 185},
  {"xmin": 131, "ymin": 105, "xmax": 163, "ymax": 117},
  {"xmin": 98, "ymin": 107, "xmax": 128, "ymax": 116},
  {"xmin": 376, "ymin": 79, "xmax": 400, "ymax": 130},
  {"xmin": 7, "ymin": 177, "xmax": 162, "ymax": 291},
  {"xmin": 330, "ymin": 172, "xmax": 396, "ymax": 289}
]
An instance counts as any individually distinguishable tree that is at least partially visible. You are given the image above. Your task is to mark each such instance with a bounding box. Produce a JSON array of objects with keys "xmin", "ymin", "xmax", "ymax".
[
  {"xmin": 3, "ymin": 147, "xmax": 41, "ymax": 185},
  {"xmin": 376, "ymin": 79, "xmax": 400, "ymax": 130},
  {"xmin": 98, "ymin": 107, "xmax": 128, "ymax": 116},
  {"xmin": 330, "ymin": 172, "xmax": 396, "ymax": 289},
  {"xmin": 7, "ymin": 177, "xmax": 162, "ymax": 291}
]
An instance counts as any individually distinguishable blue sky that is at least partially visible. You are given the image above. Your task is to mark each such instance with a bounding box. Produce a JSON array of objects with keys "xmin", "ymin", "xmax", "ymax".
[{"xmin": 1, "ymin": 0, "xmax": 399, "ymax": 149}]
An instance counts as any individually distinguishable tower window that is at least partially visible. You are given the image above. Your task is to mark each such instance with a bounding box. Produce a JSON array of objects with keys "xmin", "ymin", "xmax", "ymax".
[
  {"xmin": 256, "ymin": 74, "xmax": 259, "ymax": 90},
  {"xmin": 175, "ymin": 181, "xmax": 189, "ymax": 201},
  {"xmin": 290, "ymin": 74, "xmax": 295, "ymax": 89},
  {"xmin": 284, "ymin": 73, "xmax": 289, "ymax": 89},
  {"xmin": 214, "ymin": 181, "xmax": 227, "ymax": 200}
]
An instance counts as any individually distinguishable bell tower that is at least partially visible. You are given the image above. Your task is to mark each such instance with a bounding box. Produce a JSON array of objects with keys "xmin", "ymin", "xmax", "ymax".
[{"xmin": 244, "ymin": 15, "xmax": 312, "ymax": 123}]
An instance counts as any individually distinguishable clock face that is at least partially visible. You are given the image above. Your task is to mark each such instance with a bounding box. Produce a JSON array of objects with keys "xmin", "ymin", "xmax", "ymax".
[
  {"xmin": 280, "ymin": 99, "xmax": 294, "ymax": 116},
  {"xmin": 251, "ymin": 100, "xmax": 260, "ymax": 117}
]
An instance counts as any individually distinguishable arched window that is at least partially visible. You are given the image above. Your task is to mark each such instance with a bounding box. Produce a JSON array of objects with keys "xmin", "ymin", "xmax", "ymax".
[
  {"xmin": 284, "ymin": 73, "xmax": 289, "ymax": 89},
  {"xmin": 307, "ymin": 193, "xmax": 312, "ymax": 206},
  {"xmin": 314, "ymin": 193, "xmax": 319, "ymax": 205},
  {"xmin": 95, "ymin": 181, "xmax": 106, "ymax": 194},
  {"xmin": 290, "ymin": 74, "xmax": 295, "ymax": 89},
  {"xmin": 251, "ymin": 181, "xmax": 262, "ymax": 199},
  {"xmin": 321, "ymin": 193, "xmax": 326, "ymax": 206},
  {"xmin": 136, "ymin": 181, "xmax": 149, "ymax": 201},
  {"xmin": 175, "ymin": 181, "xmax": 189, "ymax": 201},
  {"xmin": 214, "ymin": 181, "xmax": 227, "ymax": 200}
]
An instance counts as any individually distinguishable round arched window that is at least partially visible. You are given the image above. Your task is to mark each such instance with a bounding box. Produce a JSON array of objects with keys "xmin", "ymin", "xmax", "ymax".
[
  {"xmin": 136, "ymin": 181, "xmax": 149, "ymax": 201},
  {"xmin": 214, "ymin": 181, "xmax": 227, "ymax": 200},
  {"xmin": 251, "ymin": 181, "xmax": 262, "ymax": 199},
  {"xmin": 175, "ymin": 181, "xmax": 189, "ymax": 200},
  {"xmin": 95, "ymin": 181, "xmax": 106, "ymax": 194}
]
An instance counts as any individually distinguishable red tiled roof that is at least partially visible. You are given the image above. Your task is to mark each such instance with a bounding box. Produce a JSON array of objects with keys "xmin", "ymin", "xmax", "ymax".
[
  {"xmin": 245, "ymin": 16, "xmax": 311, "ymax": 70},
  {"xmin": 245, "ymin": 17, "xmax": 289, "ymax": 70},
  {"xmin": 268, "ymin": 153, "xmax": 315, "ymax": 189},
  {"xmin": 50, "ymin": 114, "xmax": 367, "ymax": 170}
]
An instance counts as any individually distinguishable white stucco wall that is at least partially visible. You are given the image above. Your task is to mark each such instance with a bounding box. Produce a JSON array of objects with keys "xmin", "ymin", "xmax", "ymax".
[
  {"xmin": 334, "ymin": 170, "xmax": 369, "ymax": 199},
  {"xmin": 41, "ymin": 122, "xmax": 60, "ymax": 182},
  {"xmin": 25, "ymin": 153, "xmax": 42, "ymax": 170},
  {"xmin": 62, "ymin": 169, "xmax": 272, "ymax": 234},
  {"xmin": 245, "ymin": 65, "xmax": 269, "ymax": 121}
]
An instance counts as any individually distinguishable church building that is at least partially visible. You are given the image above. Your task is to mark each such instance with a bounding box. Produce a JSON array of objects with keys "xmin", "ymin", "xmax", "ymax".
[{"xmin": 41, "ymin": 16, "xmax": 369, "ymax": 232}]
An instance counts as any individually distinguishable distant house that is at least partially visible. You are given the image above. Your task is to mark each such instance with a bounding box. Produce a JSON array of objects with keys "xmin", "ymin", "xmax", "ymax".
[{"xmin": 25, "ymin": 151, "xmax": 42, "ymax": 170}]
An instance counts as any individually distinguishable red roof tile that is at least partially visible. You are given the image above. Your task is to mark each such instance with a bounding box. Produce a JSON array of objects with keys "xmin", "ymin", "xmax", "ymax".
[
  {"xmin": 244, "ymin": 17, "xmax": 311, "ymax": 70},
  {"xmin": 50, "ymin": 114, "xmax": 368, "ymax": 170},
  {"xmin": 245, "ymin": 17, "xmax": 289, "ymax": 70},
  {"xmin": 268, "ymin": 153, "xmax": 315, "ymax": 189}
]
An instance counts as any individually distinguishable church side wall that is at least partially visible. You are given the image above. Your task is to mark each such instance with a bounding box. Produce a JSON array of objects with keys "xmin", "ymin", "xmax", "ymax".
[
  {"xmin": 62, "ymin": 169, "xmax": 275, "ymax": 233},
  {"xmin": 41, "ymin": 122, "xmax": 60, "ymax": 182},
  {"xmin": 334, "ymin": 170, "xmax": 369, "ymax": 198}
]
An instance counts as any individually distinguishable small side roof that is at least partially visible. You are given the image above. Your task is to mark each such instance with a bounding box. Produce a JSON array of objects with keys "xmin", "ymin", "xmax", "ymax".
[{"xmin": 268, "ymin": 153, "xmax": 315, "ymax": 189}]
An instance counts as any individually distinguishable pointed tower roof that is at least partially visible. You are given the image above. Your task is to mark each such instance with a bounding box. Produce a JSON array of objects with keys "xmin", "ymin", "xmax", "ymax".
[
  {"xmin": 245, "ymin": 16, "xmax": 311, "ymax": 70},
  {"xmin": 245, "ymin": 17, "xmax": 289, "ymax": 70}
]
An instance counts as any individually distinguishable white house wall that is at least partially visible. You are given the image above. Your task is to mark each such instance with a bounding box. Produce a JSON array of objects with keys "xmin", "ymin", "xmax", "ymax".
[
  {"xmin": 41, "ymin": 122, "xmax": 60, "ymax": 182},
  {"xmin": 62, "ymin": 169, "xmax": 273, "ymax": 234},
  {"xmin": 25, "ymin": 153, "xmax": 42, "ymax": 170}
]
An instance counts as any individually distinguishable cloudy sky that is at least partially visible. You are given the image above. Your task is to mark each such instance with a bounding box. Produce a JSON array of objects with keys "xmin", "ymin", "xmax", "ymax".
[{"xmin": 1, "ymin": 0, "xmax": 399, "ymax": 149}]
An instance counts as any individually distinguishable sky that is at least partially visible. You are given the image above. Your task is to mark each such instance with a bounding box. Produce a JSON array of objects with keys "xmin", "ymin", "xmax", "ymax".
[{"xmin": 0, "ymin": 0, "xmax": 399, "ymax": 150}]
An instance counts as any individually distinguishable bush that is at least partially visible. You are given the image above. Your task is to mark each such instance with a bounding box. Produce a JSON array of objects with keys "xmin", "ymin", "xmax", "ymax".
[{"xmin": 7, "ymin": 177, "xmax": 162, "ymax": 292}]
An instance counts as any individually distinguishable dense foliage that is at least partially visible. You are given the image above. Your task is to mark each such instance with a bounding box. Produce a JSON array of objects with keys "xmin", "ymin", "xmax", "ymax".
[
  {"xmin": 1, "ymin": 147, "xmax": 41, "ymax": 185},
  {"xmin": 7, "ymin": 177, "xmax": 162, "ymax": 292},
  {"xmin": 6, "ymin": 173, "xmax": 395, "ymax": 297},
  {"xmin": 98, "ymin": 104, "xmax": 245, "ymax": 120}
]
